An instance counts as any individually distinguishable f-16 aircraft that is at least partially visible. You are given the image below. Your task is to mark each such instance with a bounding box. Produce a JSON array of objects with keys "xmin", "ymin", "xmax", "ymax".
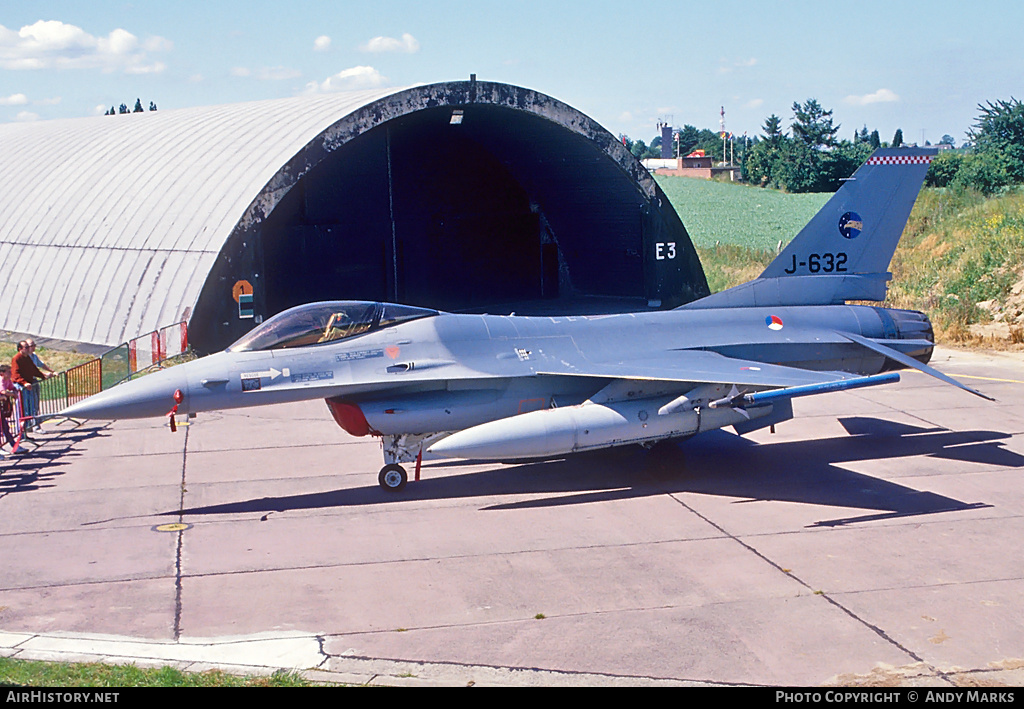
[{"xmin": 61, "ymin": 146, "xmax": 990, "ymax": 491}]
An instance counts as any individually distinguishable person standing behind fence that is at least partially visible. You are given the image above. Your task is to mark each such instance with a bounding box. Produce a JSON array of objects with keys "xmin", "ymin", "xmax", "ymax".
[
  {"xmin": 0, "ymin": 364, "xmax": 20, "ymax": 455},
  {"xmin": 11, "ymin": 340, "xmax": 46, "ymax": 437},
  {"xmin": 26, "ymin": 340, "xmax": 54, "ymax": 378},
  {"xmin": 25, "ymin": 339, "xmax": 54, "ymax": 431}
]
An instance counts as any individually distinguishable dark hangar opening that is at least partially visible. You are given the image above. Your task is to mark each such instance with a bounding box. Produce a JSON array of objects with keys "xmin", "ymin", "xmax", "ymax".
[
  {"xmin": 262, "ymin": 106, "xmax": 551, "ymax": 314},
  {"xmin": 192, "ymin": 88, "xmax": 707, "ymax": 353}
]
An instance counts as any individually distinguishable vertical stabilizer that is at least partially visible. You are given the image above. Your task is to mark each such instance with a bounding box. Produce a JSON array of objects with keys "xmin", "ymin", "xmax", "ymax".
[{"xmin": 684, "ymin": 146, "xmax": 936, "ymax": 308}]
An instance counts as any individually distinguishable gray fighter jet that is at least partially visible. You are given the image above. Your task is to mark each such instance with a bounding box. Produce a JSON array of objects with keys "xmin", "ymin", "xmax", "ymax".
[{"xmin": 61, "ymin": 146, "xmax": 990, "ymax": 491}]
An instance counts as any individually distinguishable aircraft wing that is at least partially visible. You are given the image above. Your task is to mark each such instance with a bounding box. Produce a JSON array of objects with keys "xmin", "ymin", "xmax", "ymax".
[{"xmin": 534, "ymin": 348, "xmax": 857, "ymax": 389}]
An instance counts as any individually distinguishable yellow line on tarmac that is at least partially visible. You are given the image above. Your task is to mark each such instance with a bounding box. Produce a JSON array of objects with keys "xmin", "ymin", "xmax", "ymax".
[
  {"xmin": 954, "ymin": 374, "xmax": 1024, "ymax": 385},
  {"xmin": 904, "ymin": 370, "xmax": 1024, "ymax": 385}
]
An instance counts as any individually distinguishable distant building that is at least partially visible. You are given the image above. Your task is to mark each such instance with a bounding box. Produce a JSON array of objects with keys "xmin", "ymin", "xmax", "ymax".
[{"xmin": 643, "ymin": 151, "xmax": 739, "ymax": 180}]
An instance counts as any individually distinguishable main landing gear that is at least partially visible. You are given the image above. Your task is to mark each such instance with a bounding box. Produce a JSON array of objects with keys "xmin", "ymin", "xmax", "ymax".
[
  {"xmin": 378, "ymin": 464, "xmax": 408, "ymax": 492},
  {"xmin": 376, "ymin": 432, "xmax": 451, "ymax": 492}
]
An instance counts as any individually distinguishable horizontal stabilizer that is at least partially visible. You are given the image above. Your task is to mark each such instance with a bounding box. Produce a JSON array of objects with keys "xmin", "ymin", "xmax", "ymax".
[{"xmin": 839, "ymin": 331, "xmax": 994, "ymax": 401}]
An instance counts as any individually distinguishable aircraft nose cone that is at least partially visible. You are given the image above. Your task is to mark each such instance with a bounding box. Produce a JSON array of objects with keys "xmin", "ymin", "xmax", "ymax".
[{"xmin": 59, "ymin": 367, "xmax": 188, "ymax": 420}]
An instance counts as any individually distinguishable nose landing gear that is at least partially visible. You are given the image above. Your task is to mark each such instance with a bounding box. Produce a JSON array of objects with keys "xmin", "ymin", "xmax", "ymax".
[{"xmin": 378, "ymin": 464, "xmax": 408, "ymax": 492}]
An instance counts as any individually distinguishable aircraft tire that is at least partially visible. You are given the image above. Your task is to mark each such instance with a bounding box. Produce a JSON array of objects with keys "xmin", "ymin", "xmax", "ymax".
[{"xmin": 378, "ymin": 464, "xmax": 408, "ymax": 492}]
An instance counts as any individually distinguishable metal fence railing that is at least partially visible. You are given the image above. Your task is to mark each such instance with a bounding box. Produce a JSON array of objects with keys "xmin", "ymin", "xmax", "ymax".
[
  {"xmin": 33, "ymin": 358, "xmax": 104, "ymax": 420},
  {"xmin": 2, "ymin": 322, "xmax": 189, "ymax": 441}
]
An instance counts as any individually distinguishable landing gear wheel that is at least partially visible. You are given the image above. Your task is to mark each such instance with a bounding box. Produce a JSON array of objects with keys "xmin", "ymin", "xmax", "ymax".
[{"xmin": 378, "ymin": 464, "xmax": 408, "ymax": 492}]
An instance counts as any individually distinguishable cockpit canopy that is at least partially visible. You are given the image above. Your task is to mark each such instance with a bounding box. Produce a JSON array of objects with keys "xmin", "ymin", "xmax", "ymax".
[{"xmin": 227, "ymin": 301, "xmax": 438, "ymax": 352}]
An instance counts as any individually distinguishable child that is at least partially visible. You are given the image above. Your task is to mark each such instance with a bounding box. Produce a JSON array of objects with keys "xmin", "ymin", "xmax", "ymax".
[{"xmin": 0, "ymin": 364, "xmax": 19, "ymax": 454}]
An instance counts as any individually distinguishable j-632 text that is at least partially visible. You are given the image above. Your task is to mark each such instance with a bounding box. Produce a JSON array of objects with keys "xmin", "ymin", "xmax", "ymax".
[{"xmin": 783, "ymin": 252, "xmax": 848, "ymax": 274}]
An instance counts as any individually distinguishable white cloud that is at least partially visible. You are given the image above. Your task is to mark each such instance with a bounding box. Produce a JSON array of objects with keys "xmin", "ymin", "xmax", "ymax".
[
  {"xmin": 719, "ymin": 57, "xmax": 757, "ymax": 74},
  {"xmin": 126, "ymin": 61, "xmax": 166, "ymax": 75},
  {"xmin": 313, "ymin": 35, "xmax": 331, "ymax": 51},
  {"xmin": 844, "ymin": 88, "xmax": 900, "ymax": 106},
  {"xmin": 744, "ymin": 98, "xmax": 764, "ymax": 109},
  {"xmin": 14, "ymin": 110, "xmax": 39, "ymax": 122},
  {"xmin": 306, "ymin": 66, "xmax": 389, "ymax": 93},
  {"xmin": 143, "ymin": 36, "xmax": 173, "ymax": 52},
  {"xmin": 230, "ymin": 66, "xmax": 251, "ymax": 77},
  {"xmin": 258, "ymin": 66, "xmax": 301, "ymax": 81},
  {"xmin": 0, "ymin": 93, "xmax": 28, "ymax": 105},
  {"xmin": 0, "ymin": 20, "xmax": 172, "ymax": 73},
  {"xmin": 360, "ymin": 33, "xmax": 419, "ymax": 54}
]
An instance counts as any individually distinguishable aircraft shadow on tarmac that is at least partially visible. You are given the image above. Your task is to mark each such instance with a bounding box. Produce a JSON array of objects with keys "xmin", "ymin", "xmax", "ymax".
[
  {"xmin": 169, "ymin": 417, "xmax": 1018, "ymax": 528},
  {"xmin": 0, "ymin": 424, "xmax": 108, "ymax": 495}
]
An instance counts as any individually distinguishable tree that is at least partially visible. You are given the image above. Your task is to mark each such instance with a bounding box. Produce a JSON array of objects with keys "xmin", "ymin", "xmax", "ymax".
[
  {"xmin": 968, "ymin": 97, "xmax": 1024, "ymax": 182},
  {"xmin": 939, "ymin": 134, "xmax": 956, "ymax": 147},
  {"xmin": 925, "ymin": 150, "xmax": 964, "ymax": 187},
  {"xmin": 676, "ymin": 124, "xmax": 701, "ymax": 155},
  {"xmin": 149, "ymin": 101, "xmax": 157, "ymax": 111},
  {"xmin": 869, "ymin": 130, "xmax": 880, "ymax": 149},
  {"xmin": 820, "ymin": 141, "xmax": 872, "ymax": 190},
  {"xmin": 791, "ymin": 99, "xmax": 839, "ymax": 149},
  {"xmin": 650, "ymin": 135, "xmax": 663, "ymax": 156},
  {"xmin": 629, "ymin": 139, "xmax": 649, "ymax": 160},
  {"xmin": 133, "ymin": 98, "xmax": 144, "ymax": 113},
  {"xmin": 744, "ymin": 138, "xmax": 777, "ymax": 185},
  {"xmin": 118, "ymin": 103, "xmax": 128, "ymax": 114},
  {"xmin": 771, "ymin": 139, "xmax": 823, "ymax": 192},
  {"xmin": 952, "ymin": 151, "xmax": 1012, "ymax": 195},
  {"xmin": 763, "ymin": 114, "xmax": 784, "ymax": 146},
  {"xmin": 892, "ymin": 128, "xmax": 903, "ymax": 148}
]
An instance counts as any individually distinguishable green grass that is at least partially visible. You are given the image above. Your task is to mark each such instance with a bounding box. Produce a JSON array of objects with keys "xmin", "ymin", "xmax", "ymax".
[
  {"xmin": 887, "ymin": 187, "xmax": 1024, "ymax": 342},
  {"xmin": 0, "ymin": 656, "xmax": 317, "ymax": 687},
  {"xmin": 655, "ymin": 175, "xmax": 830, "ymax": 250},
  {"xmin": 0, "ymin": 343, "xmax": 93, "ymax": 373}
]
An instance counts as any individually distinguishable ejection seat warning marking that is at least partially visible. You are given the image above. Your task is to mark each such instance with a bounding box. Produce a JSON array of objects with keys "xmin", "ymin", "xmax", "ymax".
[
  {"xmin": 290, "ymin": 371, "xmax": 335, "ymax": 383},
  {"xmin": 241, "ymin": 367, "xmax": 291, "ymax": 392},
  {"xmin": 241, "ymin": 367, "xmax": 288, "ymax": 380},
  {"xmin": 336, "ymin": 348, "xmax": 384, "ymax": 362}
]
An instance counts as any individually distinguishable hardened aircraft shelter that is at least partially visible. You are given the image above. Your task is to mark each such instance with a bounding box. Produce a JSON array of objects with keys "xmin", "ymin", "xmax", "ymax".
[{"xmin": 0, "ymin": 79, "xmax": 708, "ymax": 353}]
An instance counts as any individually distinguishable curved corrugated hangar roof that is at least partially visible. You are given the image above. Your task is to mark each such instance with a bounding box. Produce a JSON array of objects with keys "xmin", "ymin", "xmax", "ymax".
[{"xmin": 0, "ymin": 78, "xmax": 708, "ymax": 353}]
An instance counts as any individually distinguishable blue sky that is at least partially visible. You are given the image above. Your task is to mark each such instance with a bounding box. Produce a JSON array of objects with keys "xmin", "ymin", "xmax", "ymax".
[{"xmin": 2, "ymin": 1, "xmax": 1022, "ymax": 146}]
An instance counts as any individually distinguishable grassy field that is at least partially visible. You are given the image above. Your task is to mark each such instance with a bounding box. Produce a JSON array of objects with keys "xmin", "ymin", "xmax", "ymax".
[
  {"xmin": 0, "ymin": 342, "xmax": 94, "ymax": 372},
  {"xmin": 889, "ymin": 187, "xmax": 1024, "ymax": 342},
  {"xmin": 655, "ymin": 175, "xmax": 829, "ymax": 250}
]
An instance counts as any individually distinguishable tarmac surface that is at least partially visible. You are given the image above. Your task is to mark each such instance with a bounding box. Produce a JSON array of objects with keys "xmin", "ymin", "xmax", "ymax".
[{"xmin": 2, "ymin": 346, "xmax": 1024, "ymax": 687}]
